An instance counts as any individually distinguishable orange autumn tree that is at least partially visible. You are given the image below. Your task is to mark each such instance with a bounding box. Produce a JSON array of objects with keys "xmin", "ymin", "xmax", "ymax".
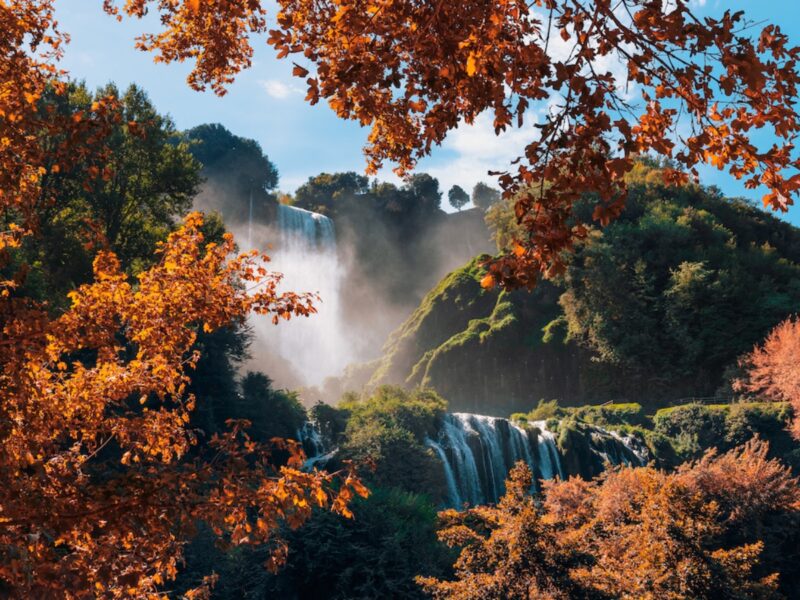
[
  {"xmin": 420, "ymin": 440, "xmax": 800, "ymax": 600},
  {"xmin": 103, "ymin": 0, "xmax": 800, "ymax": 286},
  {"xmin": 0, "ymin": 1, "xmax": 366, "ymax": 596},
  {"xmin": 0, "ymin": 213, "xmax": 367, "ymax": 597},
  {"xmin": 736, "ymin": 316, "xmax": 800, "ymax": 439}
]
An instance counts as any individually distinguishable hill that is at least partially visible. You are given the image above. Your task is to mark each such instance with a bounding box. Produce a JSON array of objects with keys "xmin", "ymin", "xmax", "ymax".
[{"xmin": 359, "ymin": 173, "xmax": 800, "ymax": 415}]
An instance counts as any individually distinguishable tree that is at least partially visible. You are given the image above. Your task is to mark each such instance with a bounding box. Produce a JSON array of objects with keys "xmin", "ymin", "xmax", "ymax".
[
  {"xmin": 106, "ymin": 0, "xmax": 800, "ymax": 288},
  {"xmin": 471, "ymin": 182, "xmax": 501, "ymax": 212},
  {"xmin": 237, "ymin": 371, "xmax": 307, "ymax": 442},
  {"xmin": 417, "ymin": 463, "xmax": 580, "ymax": 600},
  {"xmin": 421, "ymin": 440, "xmax": 800, "ymax": 599},
  {"xmin": 263, "ymin": 489, "xmax": 453, "ymax": 600},
  {"xmin": 405, "ymin": 172, "xmax": 442, "ymax": 213},
  {"xmin": 448, "ymin": 185, "xmax": 469, "ymax": 211},
  {"xmin": 185, "ymin": 123, "xmax": 278, "ymax": 193},
  {"xmin": 0, "ymin": 4, "xmax": 365, "ymax": 596},
  {"xmin": 736, "ymin": 317, "xmax": 800, "ymax": 439},
  {"xmin": 0, "ymin": 213, "xmax": 367, "ymax": 597},
  {"xmin": 335, "ymin": 386, "xmax": 449, "ymax": 498},
  {"xmin": 24, "ymin": 81, "xmax": 201, "ymax": 300},
  {"xmin": 556, "ymin": 170, "xmax": 800, "ymax": 390},
  {"xmin": 184, "ymin": 123, "xmax": 279, "ymax": 226},
  {"xmin": 293, "ymin": 171, "xmax": 370, "ymax": 215}
]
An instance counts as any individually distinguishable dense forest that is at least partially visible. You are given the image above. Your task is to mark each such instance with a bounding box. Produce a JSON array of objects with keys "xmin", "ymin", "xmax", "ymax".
[
  {"xmin": 4, "ymin": 1, "xmax": 800, "ymax": 598},
  {"xmin": 3, "ymin": 81, "xmax": 800, "ymax": 599},
  {"xmin": 357, "ymin": 161, "xmax": 800, "ymax": 414}
]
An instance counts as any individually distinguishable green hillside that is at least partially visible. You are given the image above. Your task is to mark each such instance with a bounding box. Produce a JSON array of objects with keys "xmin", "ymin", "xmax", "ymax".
[{"xmin": 363, "ymin": 174, "xmax": 800, "ymax": 415}]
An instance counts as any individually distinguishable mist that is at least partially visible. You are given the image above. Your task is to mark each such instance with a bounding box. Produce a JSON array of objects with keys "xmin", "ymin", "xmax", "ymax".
[{"xmin": 192, "ymin": 177, "xmax": 493, "ymax": 399}]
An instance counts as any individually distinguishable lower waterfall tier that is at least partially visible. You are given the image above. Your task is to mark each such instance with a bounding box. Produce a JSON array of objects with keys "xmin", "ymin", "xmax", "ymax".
[{"xmin": 299, "ymin": 411, "xmax": 649, "ymax": 508}]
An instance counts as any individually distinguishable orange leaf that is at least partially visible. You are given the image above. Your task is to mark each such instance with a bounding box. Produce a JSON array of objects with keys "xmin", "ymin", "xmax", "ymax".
[{"xmin": 466, "ymin": 54, "xmax": 478, "ymax": 77}]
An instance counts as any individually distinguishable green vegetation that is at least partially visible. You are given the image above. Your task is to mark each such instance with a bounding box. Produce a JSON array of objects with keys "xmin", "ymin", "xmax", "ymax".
[
  {"xmin": 513, "ymin": 400, "xmax": 647, "ymax": 427},
  {"xmin": 184, "ymin": 123, "xmax": 280, "ymax": 227},
  {"xmin": 179, "ymin": 387, "xmax": 455, "ymax": 598},
  {"xmin": 471, "ymin": 182, "xmax": 501, "ymax": 212},
  {"xmin": 322, "ymin": 386, "xmax": 448, "ymax": 498},
  {"xmin": 11, "ymin": 82, "xmax": 201, "ymax": 306},
  {"xmin": 181, "ymin": 489, "xmax": 453, "ymax": 600},
  {"xmin": 652, "ymin": 401, "xmax": 798, "ymax": 467},
  {"xmin": 448, "ymin": 184, "xmax": 469, "ymax": 211},
  {"xmin": 264, "ymin": 489, "xmax": 454, "ymax": 599},
  {"xmin": 513, "ymin": 399, "xmax": 798, "ymax": 472},
  {"xmin": 359, "ymin": 164, "xmax": 800, "ymax": 414}
]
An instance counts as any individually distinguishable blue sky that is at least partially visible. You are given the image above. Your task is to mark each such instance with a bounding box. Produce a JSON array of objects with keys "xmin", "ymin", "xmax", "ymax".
[{"xmin": 54, "ymin": 0, "xmax": 800, "ymax": 225}]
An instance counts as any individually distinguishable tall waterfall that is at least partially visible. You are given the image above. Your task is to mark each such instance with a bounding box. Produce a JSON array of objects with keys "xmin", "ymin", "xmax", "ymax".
[
  {"xmin": 249, "ymin": 204, "xmax": 353, "ymax": 386},
  {"xmin": 426, "ymin": 412, "xmax": 646, "ymax": 508},
  {"xmin": 277, "ymin": 204, "xmax": 336, "ymax": 250}
]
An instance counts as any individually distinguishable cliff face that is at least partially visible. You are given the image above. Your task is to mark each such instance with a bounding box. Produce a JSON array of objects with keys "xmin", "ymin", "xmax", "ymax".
[{"xmin": 365, "ymin": 259, "xmax": 607, "ymax": 415}]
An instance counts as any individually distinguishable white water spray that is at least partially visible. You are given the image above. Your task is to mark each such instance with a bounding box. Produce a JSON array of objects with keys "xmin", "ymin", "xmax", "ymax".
[{"xmin": 247, "ymin": 204, "xmax": 355, "ymax": 386}]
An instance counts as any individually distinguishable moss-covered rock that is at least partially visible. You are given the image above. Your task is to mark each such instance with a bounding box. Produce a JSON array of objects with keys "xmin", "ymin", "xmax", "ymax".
[{"xmin": 364, "ymin": 259, "xmax": 609, "ymax": 415}]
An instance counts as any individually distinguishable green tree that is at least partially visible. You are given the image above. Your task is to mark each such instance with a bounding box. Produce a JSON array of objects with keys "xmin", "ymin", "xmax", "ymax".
[
  {"xmin": 471, "ymin": 182, "xmax": 501, "ymax": 211},
  {"xmin": 405, "ymin": 172, "xmax": 442, "ymax": 212},
  {"xmin": 448, "ymin": 185, "xmax": 469, "ymax": 211},
  {"xmin": 559, "ymin": 168, "xmax": 800, "ymax": 390},
  {"xmin": 66, "ymin": 83, "xmax": 199, "ymax": 268},
  {"xmin": 19, "ymin": 81, "xmax": 201, "ymax": 304},
  {"xmin": 237, "ymin": 371, "xmax": 307, "ymax": 442},
  {"xmin": 182, "ymin": 489, "xmax": 452, "ymax": 600},
  {"xmin": 327, "ymin": 386, "xmax": 448, "ymax": 498},
  {"xmin": 294, "ymin": 171, "xmax": 369, "ymax": 215},
  {"xmin": 184, "ymin": 123, "xmax": 278, "ymax": 192},
  {"xmin": 184, "ymin": 123, "xmax": 279, "ymax": 226}
]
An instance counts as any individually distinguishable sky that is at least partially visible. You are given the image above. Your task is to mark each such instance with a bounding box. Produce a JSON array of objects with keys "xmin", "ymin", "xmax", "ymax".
[{"xmin": 54, "ymin": 0, "xmax": 800, "ymax": 225}]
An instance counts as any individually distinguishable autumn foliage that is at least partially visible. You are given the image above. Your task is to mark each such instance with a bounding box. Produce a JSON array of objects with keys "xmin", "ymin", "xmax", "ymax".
[
  {"xmin": 0, "ymin": 213, "xmax": 367, "ymax": 597},
  {"xmin": 420, "ymin": 440, "xmax": 800, "ymax": 599},
  {"xmin": 0, "ymin": 2, "xmax": 369, "ymax": 595},
  {"xmin": 102, "ymin": 0, "xmax": 800, "ymax": 286},
  {"xmin": 3, "ymin": 0, "xmax": 800, "ymax": 596},
  {"xmin": 736, "ymin": 317, "xmax": 800, "ymax": 439}
]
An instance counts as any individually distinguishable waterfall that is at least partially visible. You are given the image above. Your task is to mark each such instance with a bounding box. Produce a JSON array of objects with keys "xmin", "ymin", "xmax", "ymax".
[
  {"xmin": 248, "ymin": 204, "xmax": 352, "ymax": 386},
  {"xmin": 277, "ymin": 204, "xmax": 336, "ymax": 251},
  {"xmin": 427, "ymin": 412, "xmax": 647, "ymax": 508},
  {"xmin": 528, "ymin": 420, "xmax": 565, "ymax": 481},
  {"xmin": 296, "ymin": 420, "xmax": 335, "ymax": 470}
]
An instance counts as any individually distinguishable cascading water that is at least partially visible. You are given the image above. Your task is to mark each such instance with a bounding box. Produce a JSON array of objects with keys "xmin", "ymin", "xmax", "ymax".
[
  {"xmin": 277, "ymin": 203, "xmax": 336, "ymax": 250},
  {"xmin": 248, "ymin": 204, "xmax": 354, "ymax": 386},
  {"xmin": 426, "ymin": 412, "xmax": 646, "ymax": 508},
  {"xmin": 296, "ymin": 420, "xmax": 335, "ymax": 470}
]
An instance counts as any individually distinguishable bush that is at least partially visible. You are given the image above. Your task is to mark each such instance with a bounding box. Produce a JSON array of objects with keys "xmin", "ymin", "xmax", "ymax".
[
  {"xmin": 571, "ymin": 403, "xmax": 647, "ymax": 428},
  {"xmin": 512, "ymin": 399, "xmax": 562, "ymax": 423},
  {"xmin": 265, "ymin": 489, "xmax": 454, "ymax": 600},
  {"xmin": 653, "ymin": 401, "xmax": 795, "ymax": 467},
  {"xmin": 339, "ymin": 385, "xmax": 447, "ymax": 441},
  {"xmin": 653, "ymin": 404, "xmax": 728, "ymax": 461},
  {"xmin": 334, "ymin": 386, "xmax": 448, "ymax": 498}
]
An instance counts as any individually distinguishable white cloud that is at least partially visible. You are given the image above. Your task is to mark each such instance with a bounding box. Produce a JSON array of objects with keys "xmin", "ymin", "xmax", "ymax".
[
  {"xmin": 259, "ymin": 79, "xmax": 302, "ymax": 100},
  {"xmin": 419, "ymin": 111, "xmax": 538, "ymax": 208}
]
